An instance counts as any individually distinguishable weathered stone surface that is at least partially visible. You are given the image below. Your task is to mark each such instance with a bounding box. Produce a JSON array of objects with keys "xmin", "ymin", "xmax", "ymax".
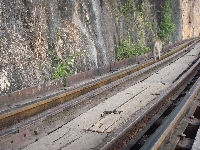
[
  {"xmin": 181, "ymin": 0, "xmax": 200, "ymax": 39},
  {"xmin": 0, "ymin": 0, "xmax": 156, "ymax": 94}
]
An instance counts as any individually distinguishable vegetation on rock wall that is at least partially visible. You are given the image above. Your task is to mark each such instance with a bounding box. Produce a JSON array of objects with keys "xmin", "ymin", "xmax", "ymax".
[
  {"xmin": 115, "ymin": 0, "xmax": 175, "ymax": 60},
  {"xmin": 51, "ymin": 54, "xmax": 75, "ymax": 86},
  {"xmin": 0, "ymin": 0, "xmax": 181, "ymax": 94},
  {"xmin": 116, "ymin": 35, "xmax": 149, "ymax": 60},
  {"xmin": 158, "ymin": 0, "xmax": 175, "ymax": 42},
  {"xmin": 114, "ymin": 0, "xmax": 153, "ymax": 60}
]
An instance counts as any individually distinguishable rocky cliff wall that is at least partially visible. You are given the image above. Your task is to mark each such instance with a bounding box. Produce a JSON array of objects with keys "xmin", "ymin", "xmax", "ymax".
[
  {"xmin": 0, "ymin": 0, "xmax": 199, "ymax": 95},
  {"xmin": 0, "ymin": 0, "xmax": 115, "ymax": 94},
  {"xmin": 181, "ymin": 0, "xmax": 200, "ymax": 39}
]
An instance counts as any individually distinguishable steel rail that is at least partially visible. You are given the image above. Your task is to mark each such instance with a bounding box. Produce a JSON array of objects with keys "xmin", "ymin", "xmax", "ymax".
[
  {"xmin": 140, "ymin": 76, "xmax": 200, "ymax": 150},
  {"xmin": 95, "ymin": 51, "xmax": 200, "ymax": 150},
  {"xmin": 0, "ymin": 39, "xmax": 198, "ymax": 131}
]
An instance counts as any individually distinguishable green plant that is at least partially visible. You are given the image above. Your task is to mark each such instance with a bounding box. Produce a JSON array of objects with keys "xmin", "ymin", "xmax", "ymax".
[
  {"xmin": 122, "ymin": 3, "xmax": 131, "ymax": 18},
  {"xmin": 158, "ymin": 0, "xmax": 175, "ymax": 42},
  {"xmin": 139, "ymin": 0, "xmax": 147, "ymax": 15},
  {"xmin": 116, "ymin": 39, "xmax": 150, "ymax": 60},
  {"xmin": 114, "ymin": 8, "xmax": 119, "ymax": 21},
  {"xmin": 134, "ymin": 45, "xmax": 150, "ymax": 55},
  {"xmin": 113, "ymin": 0, "xmax": 153, "ymax": 61},
  {"xmin": 52, "ymin": 54, "xmax": 76, "ymax": 86},
  {"xmin": 45, "ymin": 75, "xmax": 50, "ymax": 80},
  {"xmin": 116, "ymin": 40, "xmax": 132, "ymax": 60}
]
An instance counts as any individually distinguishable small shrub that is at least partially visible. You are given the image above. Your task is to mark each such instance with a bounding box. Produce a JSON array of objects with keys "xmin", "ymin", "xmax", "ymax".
[
  {"xmin": 134, "ymin": 45, "xmax": 150, "ymax": 56},
  {"xmin": 52, "ymin": 54, "xmax": 76, "ymax": 86},
  {"xmin": 116, "ymin": 40, "xmax": 150, "ymax": 60},
  {"xmin": 116, "ymin": 40, "xmax": 133, "ymax": 60}
]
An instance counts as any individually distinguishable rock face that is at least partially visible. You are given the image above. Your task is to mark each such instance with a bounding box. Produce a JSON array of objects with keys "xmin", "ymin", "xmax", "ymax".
[
  {"xmin": 0, "ymin": 0, "xmax": 199, "ymax": 95},
  {"xmin": 181, "ymin": 0, "xmax": 200, "ymax": 39}
]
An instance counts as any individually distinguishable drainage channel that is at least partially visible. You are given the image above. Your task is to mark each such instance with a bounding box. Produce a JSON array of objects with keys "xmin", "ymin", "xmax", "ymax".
[{"xmin": 129, "ymin": 68, "xmax": 200, "ymax": 150}]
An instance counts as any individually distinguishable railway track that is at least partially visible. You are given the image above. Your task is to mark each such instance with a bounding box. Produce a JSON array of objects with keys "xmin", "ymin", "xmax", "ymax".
[
  {"xmin": 139, "ymin": 69, "xmax": 200, "ymax": 150},
  {"xmin": 0, "ymin": 38, "xmax": 200, "ymax": 149},
  {"xmin": 108, "ymin": 62, "xmax": 200, "ymax": 150}
]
